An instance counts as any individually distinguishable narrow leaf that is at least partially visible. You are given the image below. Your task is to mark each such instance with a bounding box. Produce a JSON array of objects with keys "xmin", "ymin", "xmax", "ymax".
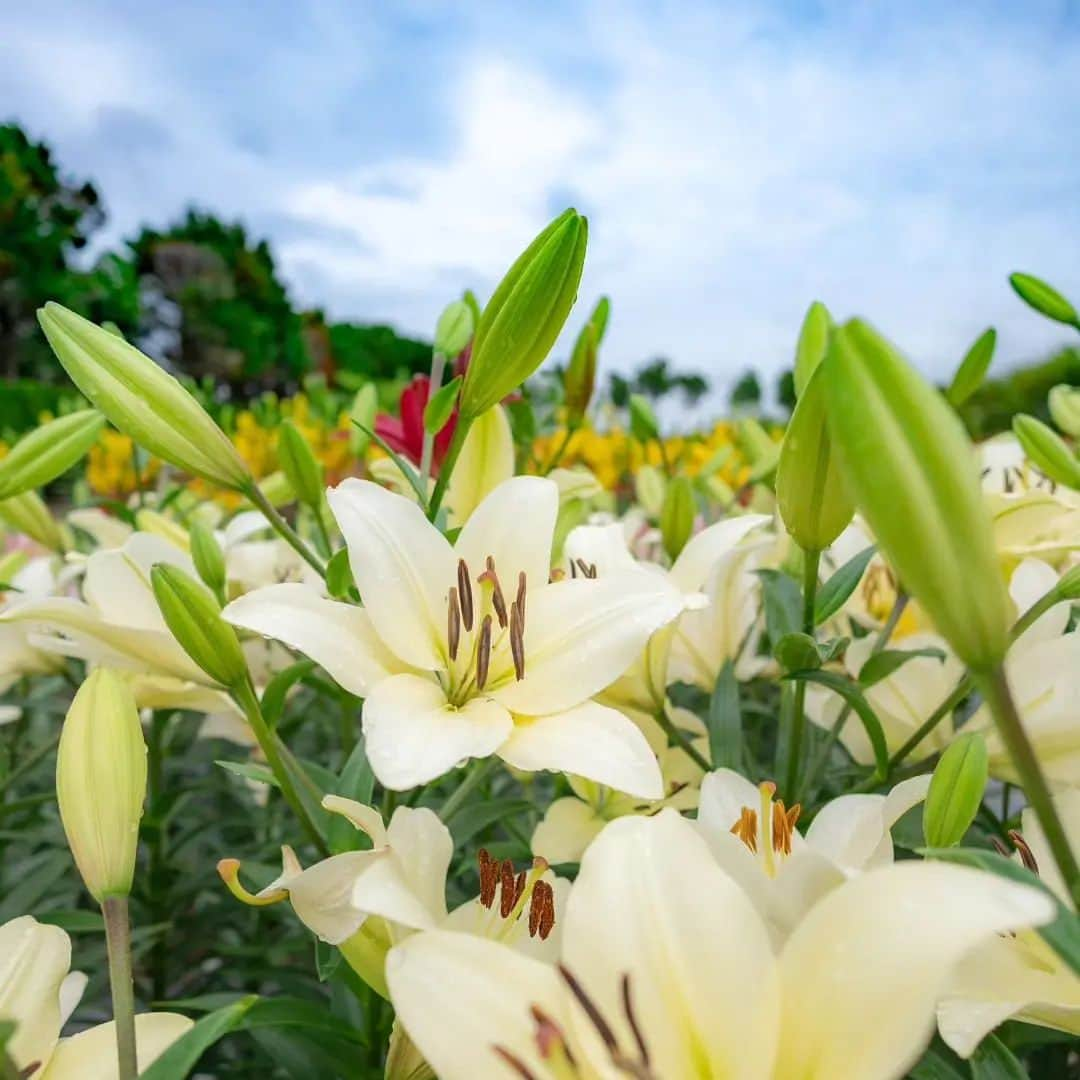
[
  {"xmin": 707, "ymin": 661, "xmax": 742, "ymax": 770},
  {"xmin": 814, "ymin": 545, "xmax": 876, "ymax": 625}
]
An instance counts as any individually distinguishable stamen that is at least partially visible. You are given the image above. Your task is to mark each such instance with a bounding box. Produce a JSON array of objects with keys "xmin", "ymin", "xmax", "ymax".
[
  {"xmin": 730, "ymin": 807, "xmax": 758, "ymax": 852},
  {"xmin": 1009, "ymin": 830, "xmax": 1040, "ymax": 875},
  {"xmin": 759, "ymin": 781, "xmax": 777, "ymax": 876},
  {"xmin": 478, "ymin": 848, "xmax": 498, "ymax": 908},
  {"xmin": 558, "ymin": 965, "xmax": 619, "ymax": 1055},
  {"xmin": 510, "ymin": 600, "xmax": 526, "ymax": 681},
  {"xmin": 476, "ymin": 614, "xmax": 493, "ymax": 690},
  {"xmin": 448, "ymin": 586, "xmax": 462, "ymax": 661},
  {"xmin": 516, "ymin": 571, "xmax": 527, "ymax": 621},
  {"xmin": 500, "ymin": 859, "xmax": 517, "ymax": 917},
  {"xmin": 217, "ymin": 858, "xmax": 289, "ymax": 907},
  {"xmin": 771, "ymin": 798, "xmax": 801, "ymax": 856},
  {"xmin": 493, "ymin": 1047, "xmax": 540, "ymax": 1079},
  {"xmin": 528, "ymin": 879, "xmax": 557, "ymax": 940},
  {"xmin": 621, "ymin": 974, "xmax": 650, "ymax": 1067},
  {"xmin": 479, "ymin": 556, "xmax": 509, "ymax": 628},
  {"xmin": 530, "ymin": 1006, "xmax": 577, "ymax": 1068},
  {"xmin": 457, "ymin": 558, "xmax": 474, "ymax": 631}
]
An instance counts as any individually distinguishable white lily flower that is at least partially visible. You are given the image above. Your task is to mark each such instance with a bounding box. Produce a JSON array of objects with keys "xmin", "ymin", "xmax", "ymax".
[
  {"xmin": 938, "ymin": 789, "xmax": 1080, "ymax": 1055},
  {"xmin": 226, "ymin": 476, "xmax": 690, "ymax": 796},
  {"xmin": 968, "ymin": 558, "xmax": 1080, "ymax": 787},
  {"xmin": 695, "ymin": 767, "xmax": 931, "ymax": 941},
  {"xmin": 563, "ymin": 514, "xmax": 767, "ymax": 719},
  {"xmin": 386, "ymin": 809, "xmax": 1054, "ymax": 1080},
  {"xmin": 0, "ymin": 555, "xmax": 67, "ymax": 693},
  {"xmin": 0, "ymin": 915, "xmax": 191, "ymax": 1078}
]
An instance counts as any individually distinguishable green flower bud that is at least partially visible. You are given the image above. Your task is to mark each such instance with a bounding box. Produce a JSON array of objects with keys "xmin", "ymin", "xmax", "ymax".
[
  {"xmin": 37, "ymin": 303, "xmax": 252, "ymax": 490},
  {"xmin": 349, "ymin": 384, "xmax": 379, "ymax": 457},
  {"xmin": 150, "ymin": 565, "xmax": 249, "ymax": 689},
  {"xmin": 433, "ymin": 300, "xmax": 474, "ymax": 358},
  {"xmin": 57, "ymin": 669, "xmax": 146, "ymax": 901},
  {"xmin": 423, "ymin": 376, "xmax": 462, "ymax": 436},
  {"xmin": 0, "ymin": 491, "xmax": 67, "ymax": 551},
  {"xmin": 1009, "ymin": 272, "xmax": 1079, "ymax": 328},
  {"xmin": 629, "ymin": 394, "xmax": 660, "ymax": 444},
  {"xmin": 1048, "ymin": 384, "xmax": 1080, "ymax": 439},
  {"xmin": 459, "ymin": 209, "xmax": 588, "ymax": 419},
  {"xmin": 738, "ymin": 419, "xmax": 780, "ymax": 483},
  {"xmin": 190, "ymin": 519, "xmax": 226, "ymax": 598},
  {"xmin": 634, "ymin": 464, "xmax": 666, "ymax": 518},
  {"xmin": 823, "ymin": 319, "xmax": 1011, "ymax": 671},
  {"xmin": 793, "ymin": 301, "xmax": 833, "ymax": 397},
  {"xmin": 0, "ymin": 410, "xmax": 104, "ymax": 501},
  {"xmin": 924, "ymin": 732, "xmax": 988, "ymax": 848},
  {"xmin": 564, "ymin": 297, "xmax": 610, "ymax": 426},
  {"xmin": 945, "ymin": 328, "xmax": 996, "ymax": 408},
  {"xmin": 1012, "ymin": 414, "xmax": 1080, "ymax": 490},
  {"xmin": 776, "ymin": 362, "xmax": 854, "ymax": 551},
  {"xmin": 277, "ymin": 420, "xmax": 325, "ymax": 509},
  {"xmin": 660, "ymin": 476, "xmax": 695, "ymax": 559},
  {"xmin": 253, "ymin": 470, "xmax": 295, "ymax": 509}
]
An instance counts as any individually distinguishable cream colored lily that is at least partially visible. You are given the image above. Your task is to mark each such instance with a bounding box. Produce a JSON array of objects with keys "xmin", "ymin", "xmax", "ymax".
[
  {"xmin": 0, "ymin": 554, "xmax": 67, "ymax": 695},
  {"xmin": 938, "ymin": 789, "xmax": 1080, "ymax": 1055},
  {"xmin": 386, "ymin": 809, "xmax": 1054, "ymax": 1080},
  {"xmin": 967, "ymin": 558, "xmax": 1080, "ymax": 787},
  {"xmin": 226, "ymin": 476, "xmax": 689, "ymax": 795},
  {"xmin": 563, "ymin": 515, "xmax": 767, "ymax": 720},
  {"xmin": 695, "ymin": 767, "xmax": 931, "ymax": 941},
  {"xmin": 0, "ymin": 915, "xmax": 191, "ymax": 1078}
]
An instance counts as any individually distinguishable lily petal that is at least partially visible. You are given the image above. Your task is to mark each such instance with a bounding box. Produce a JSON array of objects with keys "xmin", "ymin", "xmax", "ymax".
[
  {"xmin": 385, "ymin": 807, "xmax": 453, "ymax": 924},
  {"xmin": 531, "ymin": 796, "xmax": 607, "ymax": 865},
  {"xmin": 775, "ymin": 861, "xmax": 1056, "ymax": 1080},
  {"xmin": 491, "ymin": 575, "xmax": 687, "ymax": 715},
  {"xmin": 668, "ymin": 513, "xmax": 771, "ymax": 594},
  {"xmin": 39, "ymin": 1012, "xmax": 194, "ymax": 1080},
  {"xmin": 327, "ymin": 479, "xmax": 455, "ymax": 670},
  {"xmin": 562, "ymin": 810, "xmax": 780, "ymax": 1079},
  {"xmin": 83, "ymin": 533, "xmax": 193, "ymax": 630},
  {"xmin": 224, "ymin": 583, "xmax": 405, "ymax": 696},
  {"xmin": 446, "ymin": 405, "xmax": 515, "ymax": 527},
  {"xmin": 386, "ymin": 930, "xmax": 568, "ymax": 1080},
  {"xmin": 498, "ymin": 701, "xmax": 663, "ymax": 800},
  {"xmin": 363, "ymin": 673, "xmax": 513, "ymax": 790}
]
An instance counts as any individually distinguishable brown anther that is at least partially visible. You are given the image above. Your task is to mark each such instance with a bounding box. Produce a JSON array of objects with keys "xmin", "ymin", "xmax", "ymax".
[
  {"xmin": 528, "ymin": 879, "xmax": 556, "ymax": 939},
  {"xmin": 730, "ymin": 806, "xmax": 758, "ymax": 852},
  {"xmin": 476, "ymin": 614, "xmax": 492, "ymax": 690},
  {"xmin": 479, "ymin": 556, "xmax": 509, "ymax": 628},
  {"xmin": 457, "ymin": 558, "xmax": 474, "ymax": 631},
  {"xmin": 513, "ymin": 868, "xmax": 527, "ymax": 906},
  {"xmin": 447, "ymin": 586, "xmax": 462, "ymax": 661},
  {"xmin": 990, "ymin": 836, "xmax": 1011, "ymax": 858},
  {"xmin": 510, "ymin": 601, "xmax": 526, "ymax": 681},
  {"xmin": 516, "ymin": 570, "xmax": 527, "ymax": 621},
  {"xmin": 1009, "ymin": 830, "xmax": 1040, "ymax": 875},
  {"xmin": 621, "ymin": 973, "xmax": 650, "ymax": 1067},
  {"xmin": 499, "ymin": 859, "xmax": 516, "ymax": 917},
  {"xmin": 530, "ymin": 1005, "xmax": 576, "ymax": 1067},
  {"xmin": 771, "ymin": 799, "xmax": 801, "ymax": 856},
  {"xmin": 478, "ymin": 848, "xmax": 497, "ymax": 908}
]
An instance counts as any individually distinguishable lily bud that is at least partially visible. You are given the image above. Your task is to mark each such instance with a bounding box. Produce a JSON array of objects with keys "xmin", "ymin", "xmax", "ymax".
[
  {"xmin": 37, "ymin": 303, "xmax": 252, "ymax": 490},
  {"xmin": 134, "ymin": 508, "xmax": 189, "ymax": 550},
  {"xmin": 564, "ymin": 296, "xmax": 610, "ymax": 426},
  {"xmin": 251, "ymin": 470, "xmax": 295, "ymax": 509},
  {"xmin": 634, "ymin": 463, "xmax": 667, "ymax": 518},
  {"xmin": 57, "ymin": 669, "xmax": 146, "ymax": 901},
  {"xmin": 0, "ymin": 491, "xmax": 67, "ymax": 551},
  {"xmin": 945, "ymin": 328, "xmax": 996, "ymax": 408},
  {"xmin": 629, "ymin": 394, "xmax": 660, "ymax": 444},
  {"xmin": 823, "ymin": 319, "xmax": 1010, "ymax": 671},
  {"xmin": 0, "ymin": 410, "xmax": 104, "ymax": 500},
  {"xmin": 459, "ymin": 209, "xmax": 588, "ymax": 419},
  {"xmin": 190, "ymin": 518, "xmax": 226, "ymax": 598},
  {"xmin": 433, "ymin": 300, "xmax": 474, "ymax": 358},
  {"xmin": 924, "ymin": 732, "xmax": 988, "ymax": 848},
  {"xmin": 349, "ymin": 384, "xmax": 378, "ymax": 457},
  {"xmin": 660, "ymin": 476, "xmax": 695, "ymax": 559},
  {"xmin": 793, "ymin": 301, "xmax": 832, "ymax": 397},
  {"xmin": 1048, "ymin": 384, "xmax": 1080, "ymax": 439},
  {"xmin": 776, "ymin": 362, "xmax": 854, "ymax": 551},
  {"xmin": 1012, "ymin": 414, "xmax": 1080, "ymax": 490},
  {"xmin": 277, "ymin": 420, "xmax": 325, "ymax": 509},
  {"xmin": 150, "ymin": 564, "xmax": 249, "ymax": 689},
  {"xmin": 1009, "ymin": 272, "xmax": 1079, "ymax": 328},
  {"xmin": 738, "ymin": 419, "xmax": 780, "ymax": 483}
]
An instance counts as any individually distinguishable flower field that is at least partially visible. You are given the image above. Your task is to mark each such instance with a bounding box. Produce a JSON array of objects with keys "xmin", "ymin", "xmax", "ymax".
[{"xmin": 0, "ymin": 210, "xmax": 1079, "ymax": 1079}]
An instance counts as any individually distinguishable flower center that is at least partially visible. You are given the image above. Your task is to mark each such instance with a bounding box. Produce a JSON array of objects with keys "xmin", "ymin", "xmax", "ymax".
[
  {"xmin": 729, "ymin": 781, "xmax": 801, "ymax": 878},
  {"xmin": 446, "ymin": 556, "xmax": 527, "ymax": 705},
  {"xmin": 476, "ymin": 848, "xmax": 555, "ymax": 942}
]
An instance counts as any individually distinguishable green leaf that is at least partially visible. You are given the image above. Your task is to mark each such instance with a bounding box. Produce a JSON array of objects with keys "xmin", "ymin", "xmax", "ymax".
[
  {"xmin": 946, "ymin": 328, "xmax": 996, "ymax": 407},
  {"xmin": 0, "ymin": 852, "xmax": 70, "ymax": 923},
  {"xmin": 784, "ymin": 669, "xmax": 888, "ymax": 779},
  {"xmin": 328, "ymin": 735, "xmax": 374, "ymax": 854},
  {"xmin": 921, "ymin": 846, "xmax": 1080, "ymax": 977},
  {"xmin": 450, "ymin": 798, "xmax": 535, "ymax": 847},
  {"xmin": 37, "ymin": 909, "xmax": 105, "ymax": 933},
  {"xmin": 260, "ymin": 660, "xmax": 317, "ymax": 731},
  {"xmin": 324, "ymin": 549, "xmax": 356, "ymax": 601},
  {"xmin": 423, "ymin": 375, "xmax": 462, "ymax": 435},
  {"xmin": 140, "ymin": 996, "xmax": 260, "ymax": 1080},
  {"xmin": 858, "ymin": 647, "xmax": 945, "ymax": 688},
  {"xmin": 757, "ymin": 569, "xmax": 802, "ymax": 644},
  {"xmin": 814, "ymin": 545, "xmax": 876, "ymax": 625},
  {"xmin": 969, "ymin": 1033, "xmax": 1029, "ymax": 1079},
  {"xmin": 215, "ymin": 760, "xmax": 278, "ymax": 787},
  {"xmin": 907, "ymin": 1038, "xmax": 970, "ymax": 1080},
  {"xmin": 774, "ymin": 632, "xmax": 821, "ymax": 673},
  {"xmin": 1009, "ymin": 272, "xmax": 1079, "ymax": 328},
  {"xmin": 707, "ymin": 661, "xmax": 742, "ymax": 770}
]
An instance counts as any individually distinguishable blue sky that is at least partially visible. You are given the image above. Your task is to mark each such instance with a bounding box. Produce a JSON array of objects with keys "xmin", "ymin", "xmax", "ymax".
[{"xmin": 3, "ymin": 0, "xmax": 1079, "ymax": 405}]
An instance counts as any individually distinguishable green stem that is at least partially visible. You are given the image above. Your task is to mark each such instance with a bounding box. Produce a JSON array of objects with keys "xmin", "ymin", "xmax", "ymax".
[
  {"xmin": 102, "ymin": 895, "xmax": 137, "ymax": 1080},
  {"xmin": 540, "ymin": 426, "xmax": 575, "ymax": 476},
  {"xmin": 420, "ymin": 351, "xmax": 447, "ymax": 484},
  {"xmin": 426, "ymin": 416, "xmax": 473, "ymax": 522},
  {"xmin": 245, "ymin": 484, "xmax": 327, "ymax": 579},
  {"xmin": 655, "ymin": 708, "xmax": 711, "ymax": 773},
  {"xmin": 786, "ymin": 548, "xmax": 821, "ymax": 798},
  {"xmin": 440, "ymin": 758, "xmax": 495, "ymax": 823},
  {"xmin": 234, "ymin": 681, "xmax": 329, "ymax": 856},
  {"xmin": 977, "ymin": 665, "xmax": 1080, "ymax": 908}
]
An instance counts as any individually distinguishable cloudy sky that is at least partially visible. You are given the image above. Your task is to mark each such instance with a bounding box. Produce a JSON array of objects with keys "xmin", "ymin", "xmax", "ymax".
[{"xmin": 3, "ymin": 0, "xmax": 1079, "ymax": 405}]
